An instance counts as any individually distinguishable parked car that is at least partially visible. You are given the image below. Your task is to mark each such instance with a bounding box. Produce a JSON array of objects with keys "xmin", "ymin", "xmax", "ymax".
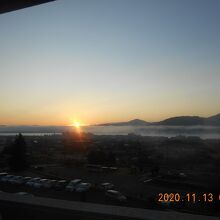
[
  {"xmin": 43, "ymin": 179, "xmax": 57, "ymax": 189},
  {"xmin": 8, "ymin": 175, "xmax": 19, "ymax": 184},
  {"xmin": 23, "ymin": 177, "xmax": 32, "ymax": 184},
  {"xmin": 1, "ymin": 175, "xmax": 14, "ymax": 183},
  {"xmin": 48, "ymin": 179, "xmax": 57, "ymax": 189},
  {"xmin": 54, "ymin": 180, "xmax": 67, "ymax": 190},
  {"xmin": 0, "ymin": 172, "xmax": 8, "ymax": 180},
  {"xmin": 40, "ymin": 179, "xmax": 56, "ymax": 189},
  {"xmin": 75, "ymin": 182, "xmax": 91, "ymax": 193},
  {"xmin": 33, "ymin": 178, "xmax": 48, "ymax": 189},
  {"xmin": 105, "ymin": 190, "xmax": 127, "ymax": 202},
  {"xmin": 9, "ymin": 176, "xmax": 24, "ymax": 185},
  {"xmin": 17, "ymin": 176, "xmax": 27, "ymax": 185},
  {"xmin": 26, "ymin": 177, "xmax": 41, "ymax": 187},
  {"xmin": 65, "ymin": 179, "xmax": 82, "ymax": 192},
  {"xmin": 100, "ymin": 183, "xmax": 114, "ymax": 191}
]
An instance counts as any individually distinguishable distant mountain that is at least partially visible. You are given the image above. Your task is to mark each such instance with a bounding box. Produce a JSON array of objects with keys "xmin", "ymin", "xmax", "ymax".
[
  {"xmin": 157, "ymin": 116, "xmax": 205, "ymax": 126},
  {"xmin": 207, "ymin": 113, "xmax": 220, "ymax": 120},
  {"xmin": 99, "ymin": 119, "xmax": 150, "ymax": 126},
  {"xmin": 98, "ymin": 113, "xmax": 220, "ymax": 126},
  {"xmin": 205, "ymin": 113, "xmax": 220, "ymax": 126},
  {"xmin": 156, "ymin": 114, "xmax": 220, "ymax": 126}
]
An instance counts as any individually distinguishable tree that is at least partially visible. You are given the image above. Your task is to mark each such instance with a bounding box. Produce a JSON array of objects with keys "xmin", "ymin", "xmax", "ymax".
[{"xmin": 9, "ymin": 133, "xmax": 28, "ymax": 171}]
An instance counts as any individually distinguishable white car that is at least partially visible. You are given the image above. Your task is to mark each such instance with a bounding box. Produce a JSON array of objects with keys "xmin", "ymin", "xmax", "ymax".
[
  {"xmin": 100, "ymin": 183, "xmax": 114, "ymax": 191},
  {"xmin": 75, "ymin": 183, "xmax": 91, "ymax": 193},
  {"xmin": 65, "ymin": 179, "xmax": 82, "ymax": 192},
  {"xmin": 105, "ymin": 190, "xmax": 127, "ymax": 202}
]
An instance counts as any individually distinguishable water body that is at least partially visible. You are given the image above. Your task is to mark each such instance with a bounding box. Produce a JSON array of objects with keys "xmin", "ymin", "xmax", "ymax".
[
  {"xmin": 0, "ymin": 125, "xmax": 220, "ymax": 139},
  {"xmin": 85, "ymin": 126, "xmax": 220, "ymax": 139}
]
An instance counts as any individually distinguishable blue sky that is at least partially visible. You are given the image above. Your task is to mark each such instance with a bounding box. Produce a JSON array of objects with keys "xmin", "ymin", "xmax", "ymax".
[{"xmin": 0, "ymin": 0, "xmax": 220, "ymax": 125}]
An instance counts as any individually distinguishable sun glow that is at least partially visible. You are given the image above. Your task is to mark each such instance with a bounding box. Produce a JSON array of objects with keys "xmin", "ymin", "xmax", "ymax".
[{"xmin": 72, "ymin": 121, "xmax": 81, "ymax": 128}]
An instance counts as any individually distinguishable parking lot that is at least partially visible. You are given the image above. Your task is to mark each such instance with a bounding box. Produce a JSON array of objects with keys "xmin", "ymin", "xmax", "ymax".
[{"xmin": 0, "ymin": 172, "xmax": 149, "ymax": 209}]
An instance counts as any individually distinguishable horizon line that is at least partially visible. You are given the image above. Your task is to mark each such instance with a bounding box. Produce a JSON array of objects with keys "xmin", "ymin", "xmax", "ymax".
[{"xmin": 0, "ymin": 112, "xmax": 219, "ymax": 127}]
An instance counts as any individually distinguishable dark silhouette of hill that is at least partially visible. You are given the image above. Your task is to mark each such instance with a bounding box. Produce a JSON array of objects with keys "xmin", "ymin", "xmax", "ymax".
[
  {"xmin": 99, "ymin": 119, "xmax": 150, "ymax": 126},
  {"xmin": 157, "ymin": 114, "xmax": 220, "ymax": 126},
  {"xmin": 98, "ymin": 113, "xmax": 220, "ymax": 126},
  {"xmin": 205, "ymin": 113, "xmax": 220, "ymax": 126},
  {"xmin": 156, "ymin": 116, "xmax": 205, "ymax": 126}
]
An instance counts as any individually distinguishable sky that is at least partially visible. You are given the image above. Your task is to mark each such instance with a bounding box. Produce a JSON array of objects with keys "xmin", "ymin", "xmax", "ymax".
[{"xmin": 0, "ymin": 0, "xmax": 220, "ymax": 125}]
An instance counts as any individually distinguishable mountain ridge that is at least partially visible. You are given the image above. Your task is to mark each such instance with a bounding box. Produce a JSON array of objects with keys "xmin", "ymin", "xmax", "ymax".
[
  {"xmin": 97, "ymin": 113, "xmax": 220, "ymax": 126},
  {"xmin": 98, "ymin": 119, "xmax": 150, "ymax": 126}
]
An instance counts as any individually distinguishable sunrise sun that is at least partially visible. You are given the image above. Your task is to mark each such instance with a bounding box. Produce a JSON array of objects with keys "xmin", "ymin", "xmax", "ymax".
[{"xmin": 72, "ymin": 121, "xmax": 81, "ymax": 128}]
